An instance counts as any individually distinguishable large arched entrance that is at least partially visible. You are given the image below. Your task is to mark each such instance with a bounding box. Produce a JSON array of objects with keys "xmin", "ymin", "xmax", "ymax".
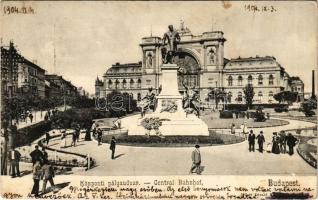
[{"xmin": 174, "ymin": 51, "xmax": 200, "ymax": 92}]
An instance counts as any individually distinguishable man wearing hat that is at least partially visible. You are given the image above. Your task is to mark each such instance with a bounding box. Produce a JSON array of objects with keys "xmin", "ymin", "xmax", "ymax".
[
  {"xmin": 189, "ymin": 144, "xmax": 201, "ymax": 175},
  {"xmin": 256, "ymin": 131, "xmax": 265, "ymax": 153},
  {"xmin": 248, "ymin": 130, "xmax": 256, "ymax": 152}
]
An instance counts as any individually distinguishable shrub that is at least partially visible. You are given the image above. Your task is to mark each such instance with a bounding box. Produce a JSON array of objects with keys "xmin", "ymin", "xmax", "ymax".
[
  {"xmin": 227, "ymin": 104, "xmax": 248, "ymax": 111},
  {"xmin": 274, "ymin": 106, "xmax": 288, "ymax": 113},
  {"xmin": 219, "ymin": 110, "xmax": 233, "ymax": 119},
  {"xmin": 254, "ymin": 106, "xmax": 266, "ymax": 122}
]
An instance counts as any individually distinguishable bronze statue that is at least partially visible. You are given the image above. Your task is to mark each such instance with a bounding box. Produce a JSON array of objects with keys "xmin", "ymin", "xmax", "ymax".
[{"xmin": 161, "ymin": 25, "xmax": 181, "ymax": 64}]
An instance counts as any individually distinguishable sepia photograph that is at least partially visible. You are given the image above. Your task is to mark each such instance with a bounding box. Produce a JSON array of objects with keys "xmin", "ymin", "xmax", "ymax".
[{"xmin": 0, "ymin": 1, "xmax": 317, "ymax": 199}]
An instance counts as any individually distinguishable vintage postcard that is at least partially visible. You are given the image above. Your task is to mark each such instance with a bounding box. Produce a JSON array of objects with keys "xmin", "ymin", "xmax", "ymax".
[{"xmin": 0, "ymin": 1, "xmax": 317, "ymax": 199}]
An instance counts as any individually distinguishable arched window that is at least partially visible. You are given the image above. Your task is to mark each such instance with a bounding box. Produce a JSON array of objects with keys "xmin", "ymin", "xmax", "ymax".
[
  {"xmin": 122, "ymin": 79, "xmax": 127, "ymax": 89},
  {"xmin": 238, "ymin": 76, "xmax": 243, "ymax": 86},
  {"xmin": 268, "ymin": 91, "xmax": 274, "ymax": 102},
  {"xmin": 258, "ymin": 75, "xmax": 263, "ymax": 85},
  {"xmin": 227, "ymin": 91, "xmax": 232, "ymax": 103},
  {"xmin": 269, "ymin": 74, "xmax": 274, "ymax": 85},
  {"xmin": 237, "ymin": 91, "xmax": 243, "ymax": 102},
  {"xmin": 137, "ymin": 93, "xmax": 141, "ymax": 101},
  {"xmin": 137, "ymin": 79, "xmax": 141, "ymax": 88},
  {"xmin": 248, "ymin": 75, "xmax": 253, "ymax": 85},
  {"xmin": 228, "ymin": 76, "xmax": 233, "ymax": 86},
  {"xmin": 115, "ymin": 79, "xmax": 120, "ymax": 89},
  {"xmin": 258, "ymin": 91, "xmax": 263, "ymax": 102},
  {"xmin": 108, "ymin": 80, "xmax": 113, "ymax": 89},
  {"xmin": 130, "ymin": 79, "xmax": 134, "ymax": 88}
]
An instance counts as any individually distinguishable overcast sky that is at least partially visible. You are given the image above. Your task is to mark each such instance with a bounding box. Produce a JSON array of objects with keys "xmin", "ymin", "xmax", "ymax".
[{"xmin": 1, "ymin": 1, "xmax": 316, "ymax": 94}]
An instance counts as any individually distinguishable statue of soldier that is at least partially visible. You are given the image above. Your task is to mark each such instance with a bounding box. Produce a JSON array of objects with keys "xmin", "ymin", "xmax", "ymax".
[{"xmin": 161, "ymin": 25, "xmax": 181, "ymax": 64}]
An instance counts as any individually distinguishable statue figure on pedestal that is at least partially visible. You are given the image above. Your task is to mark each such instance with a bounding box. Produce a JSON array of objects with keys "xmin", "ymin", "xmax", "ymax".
[
  {"xmin": 178, "ymin": 68, "xmax": 200, "ymax": 117},
  {"xmin": 161, "ymin": 25, "xmax": 181, "ymax": 64}
]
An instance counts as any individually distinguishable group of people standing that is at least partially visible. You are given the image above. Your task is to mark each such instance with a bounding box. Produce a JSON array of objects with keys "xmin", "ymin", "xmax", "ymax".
[
  {"xmin": 248, "ymin": 130, "xmax": 299, "ymax": 155},
  {"xmin": 29, "ymin": 145, "xmax": 55, "ymax": 197},
  {"xmin": 44, "ymin": 108, "xmax": 58, "ymax": 121}
]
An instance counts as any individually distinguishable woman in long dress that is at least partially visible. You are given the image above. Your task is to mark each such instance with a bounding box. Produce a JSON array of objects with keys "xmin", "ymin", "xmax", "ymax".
[
  {"xmin": 271, "ymin": 132, "xmax": 280, "ymax": 154},
  {"xmin": 60, "ymin": 130, "xmax": 66, "ymax": 148}
]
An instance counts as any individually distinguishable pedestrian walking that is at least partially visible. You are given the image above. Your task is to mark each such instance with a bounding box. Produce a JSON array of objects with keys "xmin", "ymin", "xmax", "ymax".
[
  {"xmin": 41, "ymin": 160, "xmax": 55, "ymax": 194},
  {"xmin": 44, "ymin": 113, "xmax": 49, "ymax": 121},
  {"xmin": 279, "ymin": 131, "xmax": 287, "ymax": 154},
  {"xmin": 110, "ymin": 136, "xmax": 116, "ymax": 159},
  {"xmin": 286, "ymin": 133, "xmax": 298, "ymax": 155},
  {"xmin": 248, "ymin": 130, "xmax": 256, "ymax": 152},
  {"xmin": 230, "ymin": 123, "xmax": 236, "ymax": 134},
  {"xmin": 240, "ymin": 121, "xmax": 248, "ymax": 139},
  {"xmin": 45, "ymin": 132, "xmax": 50, "ymax": 145},
  {"xmin": 71, "ymin": 131, "xmax": 77, "ymax": 147},
  {"xmin": 91, "ymin": 121, "xmax": 97, "ymax": 138},
  {"xmin": 9, "ymin": 147, "xmax": 21, "ymax": 177},
  {"xmin": 75, "ymin": 123, "xmax": 81, "ymax": 142},
  {"xmin": 47, "ymin": 110, "xmax": 51, "ymax": 118},
  {"xmin": 256, "ymin": 131, "xmax": 265, "ymax": 153},
  {"xmin": 31, "ymin": 160, "xmax": 42, "ymax": 197},
  {"xmin": 97, "ymin": 128, "xmax": 102, "ymax": 146},
  {"xmin": 42, "ymin": 147, "xmax": 48, "ymax": 163},
  {"xmin": 29, "ymin": 113, "xmax": 34, "ymax": 123},
  {"xmin": 60, "ymin": 130, "xmax": 67, "ymax": 148},
  {"xmin": 189, "ymin": 144, "xmax": 201, "ymax": 175},
  {"xmin": 271, "ymin": 132, "xmax": 280, "ymax": 154},
  {"xmin": 30, "ymin": 145, "xmax": 44, "ymax": 165}
]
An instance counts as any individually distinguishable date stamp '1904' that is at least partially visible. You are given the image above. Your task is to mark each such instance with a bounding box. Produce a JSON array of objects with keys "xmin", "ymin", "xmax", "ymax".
[{"xmin": 3, "ymin": 5, "xmax": 35, "ymax": 15}]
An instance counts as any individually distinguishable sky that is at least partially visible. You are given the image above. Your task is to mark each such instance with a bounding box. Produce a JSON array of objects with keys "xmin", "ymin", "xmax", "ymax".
[{"xmin": 1, "ymin": 1, "xmax": 317, "ymax": 94}]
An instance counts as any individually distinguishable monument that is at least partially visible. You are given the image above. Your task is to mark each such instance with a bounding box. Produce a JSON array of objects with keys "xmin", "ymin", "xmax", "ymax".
[{"xmin": 122, "ymin": 25, "xmax": 209, "ymax": 136}]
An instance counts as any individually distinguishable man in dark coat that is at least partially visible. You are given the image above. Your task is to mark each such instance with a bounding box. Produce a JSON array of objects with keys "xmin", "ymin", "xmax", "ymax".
[
  {"xmin": 97, "ymin": 128, "xmax": 102, "ymax": 146},
  {"xmin": 256, "ymin": 131, "xmax": 265, "ymax": 153},
  {"xmin": 110, "ymin": 136, "xmax": 116, "ymax": 159},
  {"xmin": 286, "ymin": 133, "xmax": 298, "ymax": 155},
  {"xmin": 45, "ymin": 132, "xmax": 50, "ymax": 145},
  {"xmin": 30, "ymin": 145, "xmax": 43, "ymax": 165},
  {"xmin": 189, "ymin": 144, "xmax": 201, "ymax": 174},
  {"xmin": 248, "ymin": 130, "xmax": 256, "ymax": 152},
  {"xmin": 9, "ymin": 147, "xmax": 21, "ymax": 177}
]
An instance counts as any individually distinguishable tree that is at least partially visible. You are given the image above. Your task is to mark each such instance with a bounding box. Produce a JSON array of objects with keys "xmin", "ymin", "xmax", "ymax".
[
  {"xmin": 301, "ymin": 98, "xmax": 317, "ymax": 117},
  {"xmin": 243, "ymin": 84, "xmax": 255, "ymax": 110},
  {"xmin": 106, "ymin": 90, "xmax": 137, "ymax": 117},
  {"xmin": 274, "ymin": 91, "xmax": 298, "ymax": 105}
]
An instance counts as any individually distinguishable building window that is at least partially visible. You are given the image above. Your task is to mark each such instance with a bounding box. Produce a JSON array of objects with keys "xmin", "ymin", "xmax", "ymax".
[
  {"xmin": 258, "ymin": 75, "xmax": 263, "ymax": 85},
  {"xmin": 130, "ymin": 79, "xmax": 134, "ymax": 88},
  {"xmin": 238, "ymin": 76, "xmax": 243, "ymax": 86},
  {"xmin": 248, "ymin": 75, "xmax": 253, "ymax": 85},
  {"xmin": 269, "ymin": 74, "xmax": 274, "ymax": 85},
  {"xmin": 137, "ymin": 79, "xmax": 141, "ymax": 88},
  {"xmin": 108, "ymin": 80, "xmax": 113, "ymax": 89},
  {"xmin": 122, "ymin": 79, "xmax": 127, "ymax": 89},
  {"xmin": 258, "ymin": 91, "xmax": 263, "ymax": 102},
  {"xmin": 228, "ymin": 76, "xmax": 233, "ymax": 86},
  {"xmin": 237, "ymin": 91, "xmax": 243, "ymax": 102},
  {"xmin": 115, "ymin": 79, "xmax": 119, "ymax": 89},
  {"xmin": 227, "ymin": 91, "xmax": 232, "ymax": 103},
  {"xmin": 268, "ymin": 91, "xmax": 273, "ymax": 102},
  {"xmin": 137, "ymin": 93, "xmax": 141, "ymax": 101}
]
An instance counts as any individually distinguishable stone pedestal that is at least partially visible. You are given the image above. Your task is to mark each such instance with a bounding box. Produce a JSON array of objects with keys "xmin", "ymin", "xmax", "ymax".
[
  {"xmin": 123, "ymin": 64, "xmax": 209, "ymax": 136},
  {"xmin": 155, "ymin": 64, "xmax": 185, "ymax": 116}
]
